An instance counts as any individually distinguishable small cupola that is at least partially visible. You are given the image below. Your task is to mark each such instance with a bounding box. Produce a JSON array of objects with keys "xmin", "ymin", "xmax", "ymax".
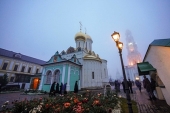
[{"xmin": 75, "ymin": 32, "xmax": 86, "ymax": 41}]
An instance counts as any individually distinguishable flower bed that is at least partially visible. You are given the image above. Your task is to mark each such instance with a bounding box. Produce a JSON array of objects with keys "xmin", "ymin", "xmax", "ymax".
[
  {"xmin": 1, "ymin": 91, "xmax": 119, "ymax": 113},
  {"xmin": 22, "ymin": 89, "xmax": 47, "ymax": 95}
]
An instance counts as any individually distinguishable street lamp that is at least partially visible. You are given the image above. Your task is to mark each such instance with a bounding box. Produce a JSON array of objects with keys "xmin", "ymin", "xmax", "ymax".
[{"xmin": 111, "ymin": 31, "xmax": 133, "ymax": 113}]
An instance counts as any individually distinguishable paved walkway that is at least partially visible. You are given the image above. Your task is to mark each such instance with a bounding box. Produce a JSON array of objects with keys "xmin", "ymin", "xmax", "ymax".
[{"xmin": 117, "ymin": 86, "xmax": 170, "ymax": 113}]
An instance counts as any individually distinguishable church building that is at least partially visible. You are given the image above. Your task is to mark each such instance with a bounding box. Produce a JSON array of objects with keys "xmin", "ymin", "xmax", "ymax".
[{"xmin": 39, "ymin": 30, "xmax": 109, "ymax": 92}]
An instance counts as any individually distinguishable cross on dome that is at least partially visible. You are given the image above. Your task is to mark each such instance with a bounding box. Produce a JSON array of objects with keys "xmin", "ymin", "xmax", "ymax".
[{"xmin": 79, "ymin": 21, "xmax": 82, "ymax": 31}]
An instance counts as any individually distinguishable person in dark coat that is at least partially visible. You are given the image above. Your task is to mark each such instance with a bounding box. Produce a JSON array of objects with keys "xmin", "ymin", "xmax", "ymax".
[
  {"xmin": 150, "ymin": 78, "xmax": 157, "ymax": 100},
  {"xmin": 143, "ymin": 76, "xmax": 156, "ymax": 100},
  {"xmin": 49, "ymin": 82, "xmax": 56, "ymax": 97},
  {"xmin": 59, "ymin": 82, "xmax": 63, "ymax": 95},
  {"xmin": 128, "ymin": 79, "xmax": 133, "ymax": 94},
  {"xmin": 122, "ymin": 80, "xmax": 126, "ymax": 93},
  {"xmin": 55, "ymin": 83, "xmax": 59, "ymax": 94},
  {"xmin": 150, "ymin": 78, "xmax": 156, "ymax": 92},
  {"xmin": 74, "ymin": 81, "xmax": 78, "ymax": 93},
  {"xmin": 115, "ymin": 80, "xmax": 120, "ymax": 92},
  {"xmin": 63, "ymin": 83, "xmax": 67, "ymax": 94},
  {"xmin": 135, "ymin": 80, "xmax": 142, "ymax": 92}
]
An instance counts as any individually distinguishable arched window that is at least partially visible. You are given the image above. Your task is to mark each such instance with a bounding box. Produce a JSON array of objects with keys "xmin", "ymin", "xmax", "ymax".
[
  {"xmin": 54, "ymin": 70, "xmax": 60, "ymax": 83},
  {"xmin": 46, "ymin": 71, "xmax": 52, "ymax": 84}
]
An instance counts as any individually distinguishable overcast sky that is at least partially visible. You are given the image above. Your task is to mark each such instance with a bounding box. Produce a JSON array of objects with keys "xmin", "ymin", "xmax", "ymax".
[{"xmin": 0, "ymin": 0, "xmax": 170, "ymax": 79}]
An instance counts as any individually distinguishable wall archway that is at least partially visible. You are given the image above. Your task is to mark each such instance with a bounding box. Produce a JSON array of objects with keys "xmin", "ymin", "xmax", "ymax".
[
  {"xmin": 53, "ymin": 69, "xmax": 60, "ymax": 84},
  {"xmin": 46, "ymin": 70, "xmax": 52, "ymax": 84}
]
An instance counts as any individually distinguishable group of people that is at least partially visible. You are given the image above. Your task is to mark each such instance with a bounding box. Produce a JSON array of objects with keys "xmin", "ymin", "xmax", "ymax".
[
  {"xmin": 143, "ymin": 76, "xmax": 157, "ymax": 100},
  {"xmin": 49, "ymin": 81, "xmax": 78, "ymax": 96},
  {"xmin": 114, "ymin": 76, "xmax": 157, "ymax": 101},
  {"xmin": 114, "ymin": 79, "xmax": 134, "ymax": 94},
  {"xmin": 134, "ymin": 76, "xmax": 157, "ymax": 100},
  {"xmin": 122, "ymin": 79, "xmax": 133, "ymax": 94}
]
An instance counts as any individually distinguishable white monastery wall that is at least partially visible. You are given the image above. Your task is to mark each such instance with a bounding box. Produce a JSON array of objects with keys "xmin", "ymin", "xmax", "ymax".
[
  {"xmin": 83, "ymin": 60, "xmax": 102, "ymax": 88},
  {"xmin": 144, "ymin": 46, "xmax": 170, "ymax": 105}
]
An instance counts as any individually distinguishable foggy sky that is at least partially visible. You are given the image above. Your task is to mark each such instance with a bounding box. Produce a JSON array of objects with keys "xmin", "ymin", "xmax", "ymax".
[{"xmin": 0, "ymin": 0, "xmax": 170, "ymax": 79}]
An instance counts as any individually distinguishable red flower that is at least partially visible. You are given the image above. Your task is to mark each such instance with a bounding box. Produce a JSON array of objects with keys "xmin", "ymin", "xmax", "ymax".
[
  {"xmin": 74, "ymin": 98, "xmax": 79, "ymax": 104},
  {"xmin": 45, "ymin": 104, "xmax": 49, "ymax": 108},
  {"xmin": 64, "ymin": 102, "xmax": 71, "ymax": 108}
]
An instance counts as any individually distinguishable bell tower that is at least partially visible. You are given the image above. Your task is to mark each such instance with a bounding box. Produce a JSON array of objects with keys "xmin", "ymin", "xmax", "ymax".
[
  {"xmin": 125, "ymin": 30, "xmax": 142, "ymax": 81},
  {"xmin": 126, "ymin": 30, "xmax": 142, "ymax": 66}
]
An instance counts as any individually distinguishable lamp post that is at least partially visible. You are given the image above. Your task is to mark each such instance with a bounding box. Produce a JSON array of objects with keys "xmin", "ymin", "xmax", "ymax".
[{"xmin": 111, "ymin": 31, "xmax": 133, "ymax": 113}]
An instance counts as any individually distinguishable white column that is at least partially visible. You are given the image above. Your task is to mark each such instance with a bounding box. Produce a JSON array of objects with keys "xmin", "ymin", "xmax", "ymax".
[
  {"xmin": 38, "ymin": 69, "xmax": 45, "ymax": 90},
  {"xmin": 51, "ymin": 74, "xmax": 54, "ymax": 84},
  {"xmin": 62, "ymin": 65, "xmax": 65, "ymax": 84},
  {"xmin": 82, "ymin": 67, "xmax": 84, "ymax": 88},
  {"xmin": 78, "ymin": 79, "xmax": 80, "ymax": 90},
  {"xmin": 79, "ymin": 69, "xmax": 82, "ymax": 89},
  {"xmin": 67, "ymin": 65, "xmax": 71, "ymax": 91}
]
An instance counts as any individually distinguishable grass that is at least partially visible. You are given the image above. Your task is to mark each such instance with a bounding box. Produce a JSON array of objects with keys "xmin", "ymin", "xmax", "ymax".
[{"xmin": 119, "ymin": 98, "xmax": 138, "ymax": 113}]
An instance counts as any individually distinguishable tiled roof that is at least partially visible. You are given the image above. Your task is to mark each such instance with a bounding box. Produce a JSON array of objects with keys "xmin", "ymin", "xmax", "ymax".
[
  {"xmin": 0, "ymin": 48, "xmax": 46, "ymax": 65},
  {"xmin": 150, "ymin": 38, "xmax": 170, "ymax": 47}
]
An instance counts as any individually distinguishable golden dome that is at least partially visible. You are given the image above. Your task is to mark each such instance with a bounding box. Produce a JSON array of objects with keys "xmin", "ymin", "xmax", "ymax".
[
  {"xmin": 83, "ymin": 54, "xmax": 101, "ymax": 62},
  {"xmin": 85, "ymin": 34, "xmax": 92, "ymax": 40},
  {"xmin": 75, "ymin": 32, "xmax": 86, "ymax": 41}
]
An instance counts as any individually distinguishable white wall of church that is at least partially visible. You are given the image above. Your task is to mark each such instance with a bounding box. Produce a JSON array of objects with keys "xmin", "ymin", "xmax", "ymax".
[
  {"xmin": 101, "ymin": 60, "xmax": 109, "ymax": 83},
  {"xmin": 83, "ymin": 60, "xmax": 103, "ymax": 88}
]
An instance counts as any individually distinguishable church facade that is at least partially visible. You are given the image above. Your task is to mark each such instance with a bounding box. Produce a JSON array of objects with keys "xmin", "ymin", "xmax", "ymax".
[{"xmin": 39, "ymin": 31, "xmax": 109, "ymax": 92}]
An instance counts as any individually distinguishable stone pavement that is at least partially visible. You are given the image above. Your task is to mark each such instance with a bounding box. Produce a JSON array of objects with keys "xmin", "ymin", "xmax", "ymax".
[{"xmin": 117, "ymin": 86, "xmax": 170, "ymax": 113}]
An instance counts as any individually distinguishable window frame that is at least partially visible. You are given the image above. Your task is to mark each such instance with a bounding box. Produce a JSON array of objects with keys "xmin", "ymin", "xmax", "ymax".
[
  {"xmin": 13, "ymin": 65, "xmax": 18, "ymax": 71},
  {"xmin": 92, "ymin": 72, "xmax": 94, "ymax": 79},
  {"xmin": 28, "ymin": 67, "xmax": 31, "ymax": 73},
  {"xmin": 36, "ymin": 68, "xmax": 39, "ymax": 74},
  {"xmin": 2, "ymin": 62, "xmax": 8, "ymax": 70},
  {"xmin": 21, "ymin": 66, "xmax": 25, "ymax": 72}
]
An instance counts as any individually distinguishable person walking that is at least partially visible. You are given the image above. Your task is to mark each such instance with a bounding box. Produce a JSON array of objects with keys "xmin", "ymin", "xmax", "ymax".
[
  {"xmin": 114, "ymin": 80, "xmax": 120, "ymax": 92},
  {"xmin": 74, "ymin": 81, "xmax": 78, "ymax": 93},
  {"xmin": 135, "ymin": 80, "xmax": 142, "ymax": 92},
  {"xmin": 122, "ymin": 80, "xmax": 126, "ymax": 93},
  {"xmin": 49, "ymin": 82, "xmax": 56, "ymax": 97},
  {"xmin": 128, "ymin": 79, "xmax": 133, "ymax": 94},
  {"xmin": 55, "ymin": 83, "xmax": 59, "ymax": 94},
  {"xmin": 143, "ymin": 76, "xmax": 155, "ymax": 100},
  {"xmin": 150, "ymin": 78, "xmax": 157, "ymax": 100},
  {"xmin": 63, "ymin": 83, "xmax": 67, "ymax": 94},
  {"xmin": 59, "ymin": 82, "xmax": 63, "ymax": 95}
]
